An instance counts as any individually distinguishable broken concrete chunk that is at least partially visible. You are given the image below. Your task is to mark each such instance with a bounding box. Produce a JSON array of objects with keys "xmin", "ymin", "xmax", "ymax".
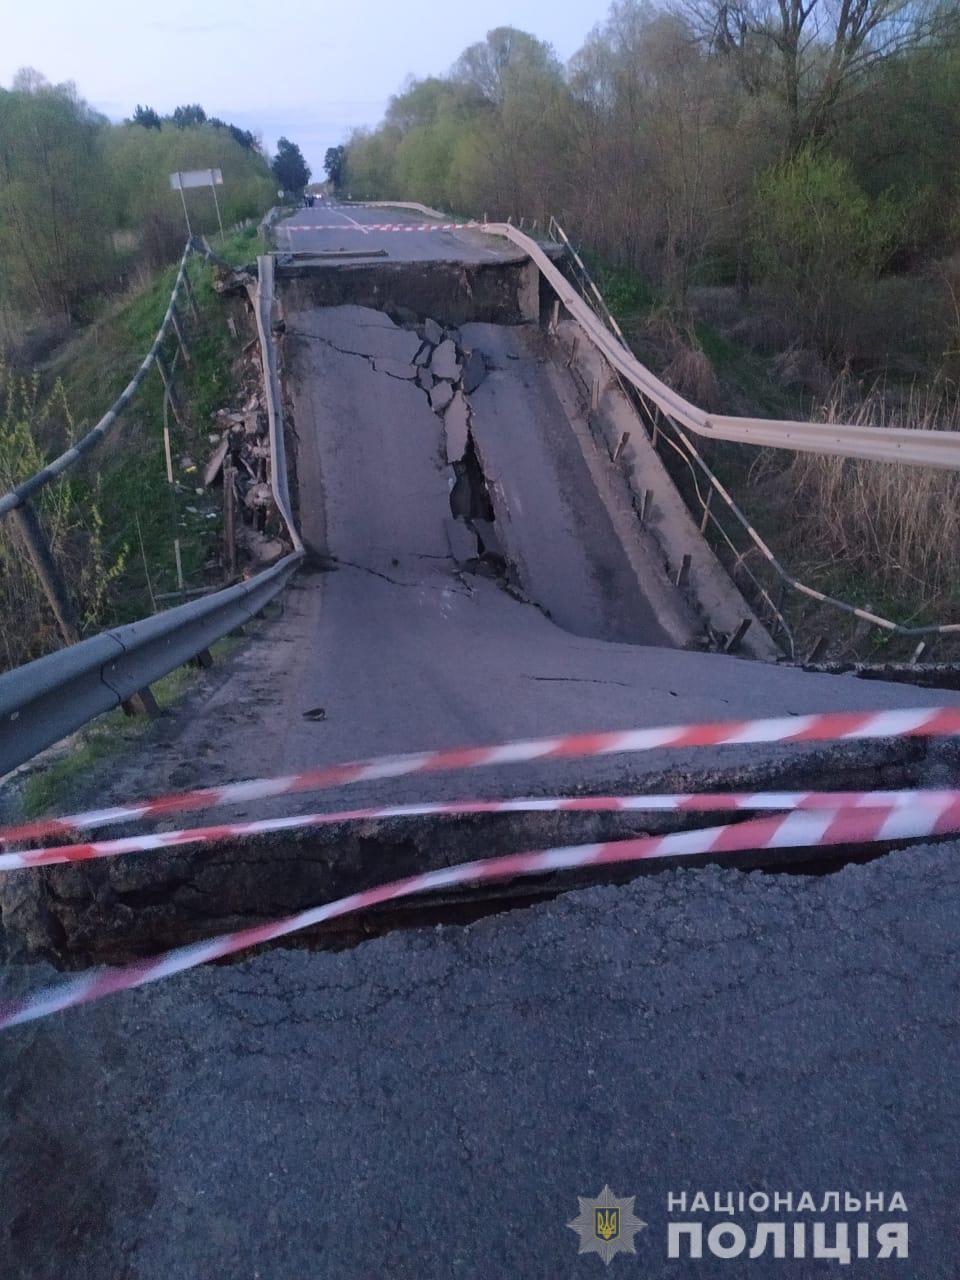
[
  {"xmin": 443, "ymin": 391, "xmax": 470, "ymax": 462},
  {"xmin": 203, "ymin": 436, "xmax": 230, "ymax": 488},
  {"xmin": 445, "ymin": 327, "xmax": 462, "ymax": 346},
  {"xmin": 373, "ymin": 358, "xmax": 417, "ymax": 380},
  {"xmin": 244, "ymin": 532, "xmax": 286, "ymax": 565},
  {"xmin": 430, "ymin": 338, "xmax": 461, "ymax": 382},
  {"xmin": 423, "ymin": 317, "xmax": 444, "ymax": 345},
  {"xmin": 414, "ymin": 343, "xmax": 432, "ymax": 366},
  {"xmin": 243, "ymin": 482, "xmax": 273, "ymax": 510},
  {"xmin": 445, "ymin": 516, "xmax": 478, "ymax": 564},
  {"xmin": 417, "ymin": 368, "xmax": 434, "ymax": 392},
  {"xmin": 430, "ymin": 380, "xmax": 454, "ymax": 413},
  {"xmin": 471, "ymin": 518, "xmax": 503, "ymax": 560},
  {"xmin": 462, "ymin": 350, "xmax": 486, "ymax": 394}
]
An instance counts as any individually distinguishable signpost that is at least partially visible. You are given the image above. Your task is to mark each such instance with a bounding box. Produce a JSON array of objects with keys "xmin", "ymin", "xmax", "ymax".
[{"xmin": 169, "ymin": 168, "xmax": 225, "ymax": 239}]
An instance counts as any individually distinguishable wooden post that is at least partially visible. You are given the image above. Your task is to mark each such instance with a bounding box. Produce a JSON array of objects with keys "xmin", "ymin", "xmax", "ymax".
[
  {"xmin": 10, "ymin": 500, "xmax": 81, "ymax": 646},
  {"xmin": 637, "ymin": 489, "xmax": 652, "ymax": 527},
  {"xmin": 170, "ymin": 304, "xmax": 192, "ymax": 367},
  {"xmin": 181, "ymin": 269, "xmax": 201, "ymax": 321},
  {"xmin": 699, "ymin": 486, "xmax": 714, "ymax": 534},
  {"xmin": 807, "ymin": 635, "xmax": 829, "ymax": 663},
  {"xmin": 122, "ymin": 687, "xmax": 160, "ymax": 718},
  {"xmin": 223, "ymin": 464, "xmax": 238, "ymax": 581},
  {"xmin": 723, "ymin": 618, "xmax": 752, "ymax": 654}
]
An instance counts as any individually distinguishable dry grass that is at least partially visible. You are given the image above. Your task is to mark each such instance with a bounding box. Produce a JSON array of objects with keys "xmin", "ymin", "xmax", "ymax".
[
  {"xmin": 782, "ymin": 379, "xmax": 960, "ymax": 612},
  {"xmin": 643, "ymin": 309, "xmax": 722, "ymax": 410}
]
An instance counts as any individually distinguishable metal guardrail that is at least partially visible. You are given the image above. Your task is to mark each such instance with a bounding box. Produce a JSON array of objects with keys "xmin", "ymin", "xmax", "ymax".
[
  {"xmin": 364, "ymin": 203, "xmax": 960, "ymax": 469},
  {"xmin": 0, "ymin": 242, "xmax": 195, "ymax": 521},
  {"xmin": 0, "ymin": 555, "xmax": 300, "ymax": 775},
  {"xmin": 0, "ymin": 231, "xmax": 305, "ymax": 777},
  {"xmin": 485, "ymin": 222, "xmax": 960, "ymax": 471}
]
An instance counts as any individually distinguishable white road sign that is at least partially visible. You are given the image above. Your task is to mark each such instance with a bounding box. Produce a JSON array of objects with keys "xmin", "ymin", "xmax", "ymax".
[{"xmin": 169, "ymin": 168, "xmax": 223, "ymax": 190}]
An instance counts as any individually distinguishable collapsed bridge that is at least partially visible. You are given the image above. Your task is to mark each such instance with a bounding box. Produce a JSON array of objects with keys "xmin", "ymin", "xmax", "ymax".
[{"xmin": 1, "ymin": 202, "xmax": 959, "ymax": 972}]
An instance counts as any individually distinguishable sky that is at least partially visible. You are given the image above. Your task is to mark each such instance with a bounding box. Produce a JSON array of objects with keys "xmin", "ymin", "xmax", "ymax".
[{"xmin": 2, "ymin": 0, "xmax": 616, "ymax": 176}]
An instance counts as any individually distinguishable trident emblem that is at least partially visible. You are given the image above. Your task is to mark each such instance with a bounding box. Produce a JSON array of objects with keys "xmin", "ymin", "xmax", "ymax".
[{"xmin": 595, "ymin": 1208, "xmax": 620, "ymax": 1241}]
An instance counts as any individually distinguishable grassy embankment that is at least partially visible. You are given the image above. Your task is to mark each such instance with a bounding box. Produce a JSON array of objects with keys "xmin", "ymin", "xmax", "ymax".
[
  {"xmin": 7, "ymin": 227, "xmax": 265, "ymax": 815},
  {"xmin": 49, "ymin": 225, "xmax": 263, "ymax": 625}
]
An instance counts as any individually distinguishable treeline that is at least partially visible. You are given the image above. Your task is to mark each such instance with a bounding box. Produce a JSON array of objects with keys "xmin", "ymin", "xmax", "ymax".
[
  {"xmin": 343, "ymin": 2, "xmax": 960, "ymax": 366},
  {"xmin": 0, "ymin": 70, "xmax": 280, "ymax": 322}
]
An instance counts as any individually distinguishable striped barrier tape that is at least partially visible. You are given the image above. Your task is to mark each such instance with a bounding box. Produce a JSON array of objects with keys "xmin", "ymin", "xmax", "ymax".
[
  {"xmin": 5, "ymin": 788, "xmax": 960, "ymax": 871},
  {"xmin": 1, "ymin": 801, "xmax": 957, "ymax": 1031},
  {"xmin": 4, "ymin": 705, "xmax": 960, "ymax": 847},
  {"xmin": 281, "ymin": 221, "xmax": 479, "ymax": 232}
]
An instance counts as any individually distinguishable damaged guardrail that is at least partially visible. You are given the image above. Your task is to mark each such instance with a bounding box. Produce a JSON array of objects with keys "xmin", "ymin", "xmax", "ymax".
[
  {"xmin": 368, "ymin": 202, "xmax": 960, "ymax": 472},
  {"xmin": 542, "ymin": 219, "xmax": 960, "ymax": 659}
]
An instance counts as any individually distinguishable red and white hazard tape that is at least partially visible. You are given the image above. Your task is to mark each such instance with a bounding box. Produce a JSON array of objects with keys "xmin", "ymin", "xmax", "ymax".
[
  {"xmin": 282, "ymin": 222, "xmax": 479, "ymax": 233},
  {"xmin": 4, "ymin": 788, "xmax": 960, "ymax": 871},
  {"xmin": 3, "ymin": 705, "xmax": 959, "ymax": 847},
  {"xmin": 1, "ymin": 802, "xmax": 956, "ymax": 1031}
]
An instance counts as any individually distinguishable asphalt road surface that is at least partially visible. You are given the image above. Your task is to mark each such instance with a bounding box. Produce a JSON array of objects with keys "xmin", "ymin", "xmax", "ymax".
[
  {"xmin": 1, "ymin": 843, "xmax": 957, "ymax": 1278},
  {"xmin": 0, "ymin": 209, "xmax": 957, "ymax": 1277},
  {"xmin": 275, "ymin": 200, "xmax": 518, "ymax": 263}
]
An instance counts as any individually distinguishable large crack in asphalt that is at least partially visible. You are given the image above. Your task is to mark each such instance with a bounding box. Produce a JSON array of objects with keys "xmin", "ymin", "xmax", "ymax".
[{"xmin": 11, "ymin": 733, "xmax": 956, "ymax": 971}]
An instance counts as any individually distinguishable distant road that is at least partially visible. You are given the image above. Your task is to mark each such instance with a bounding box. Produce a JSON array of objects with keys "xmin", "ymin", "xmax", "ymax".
[{"xmin": 275, "ymin": 200, "xmax": 517, "ymax": 263}]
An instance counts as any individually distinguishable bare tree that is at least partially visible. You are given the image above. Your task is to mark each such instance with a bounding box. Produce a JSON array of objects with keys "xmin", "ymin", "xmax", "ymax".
[{"xmin": 678, "ymin": 0, "xmax": 958, "ymax": 146}]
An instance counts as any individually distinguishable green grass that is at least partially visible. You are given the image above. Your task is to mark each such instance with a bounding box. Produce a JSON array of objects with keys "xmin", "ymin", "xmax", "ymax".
[{"xmin": 46, "ymin": 234, "xmax": 260, "ymax": 626}]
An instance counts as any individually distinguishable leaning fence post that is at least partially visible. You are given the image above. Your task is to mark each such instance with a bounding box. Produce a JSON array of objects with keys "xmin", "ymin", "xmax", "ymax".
[
  {"xmin": 699, "ymin": 485, "xmax": 714, "ymax": 534},
  {"xmin": 9, "ymin": 500, "xmax": 82, "ymax": 647},
  {"xmin": 170, "ymin": 303, "xmax": 192, "ymax": 367},
  {"xmin": 223, "ymin": 464, "xmax": 239, "ymax": 581},
  {"xmin": 181, "ymin": 269, "xmax": 201, "ymax": 321},
  {"xmin": 155, "ymin": 349, "xmax": 185, "ymax": 429}
]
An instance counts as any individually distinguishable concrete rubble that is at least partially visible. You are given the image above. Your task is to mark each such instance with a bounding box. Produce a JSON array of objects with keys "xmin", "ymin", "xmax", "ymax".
[
  {"xmin": 430, "ymin": 338, "xmax": 461, "ymax": 381},
  {"xmin": 429, "ymin": 380, "xmax": 454, "ymax": 412},
  {"xmin": 201, "ymin": 267, "xmax": 295, "ymax": 577},
  {"xmin": 442, "ymin": 391, "xmax": 470, "ymax": 462}
]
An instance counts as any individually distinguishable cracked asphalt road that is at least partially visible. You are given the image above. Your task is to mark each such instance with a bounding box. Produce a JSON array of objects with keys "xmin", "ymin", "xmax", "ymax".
[{"xmin": 1, "ymin": 844, "xmax": 957, "ymax": 1277}]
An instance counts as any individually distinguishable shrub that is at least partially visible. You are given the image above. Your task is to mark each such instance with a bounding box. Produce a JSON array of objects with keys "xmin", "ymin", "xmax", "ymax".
[{"xmin": 751, "ymin": 150, "xmax": 899, "ymax": 359}]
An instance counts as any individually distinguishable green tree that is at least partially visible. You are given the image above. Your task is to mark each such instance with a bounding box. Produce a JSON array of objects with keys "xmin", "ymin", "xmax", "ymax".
[
  {"xmin": 451, "ymin": 27, "xmax": 562, "ymax": 104},
  {"xmin": 131, "ymin": 104, "xmax": 161, "ymax": 130},
  {"xmin": 272, "ymin": 136, "xmax": 310, "ymax": 193},
  {"xmin": 324, "ymin": 145, "xmax": 346, "ymax": 187},
  {"xmin": 172, "ymin": 104, "xmax": 206, "ymax": 130},
  {"xmin": 0, "ymin": 71, "xmax": 112, "ymax": 316}
]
